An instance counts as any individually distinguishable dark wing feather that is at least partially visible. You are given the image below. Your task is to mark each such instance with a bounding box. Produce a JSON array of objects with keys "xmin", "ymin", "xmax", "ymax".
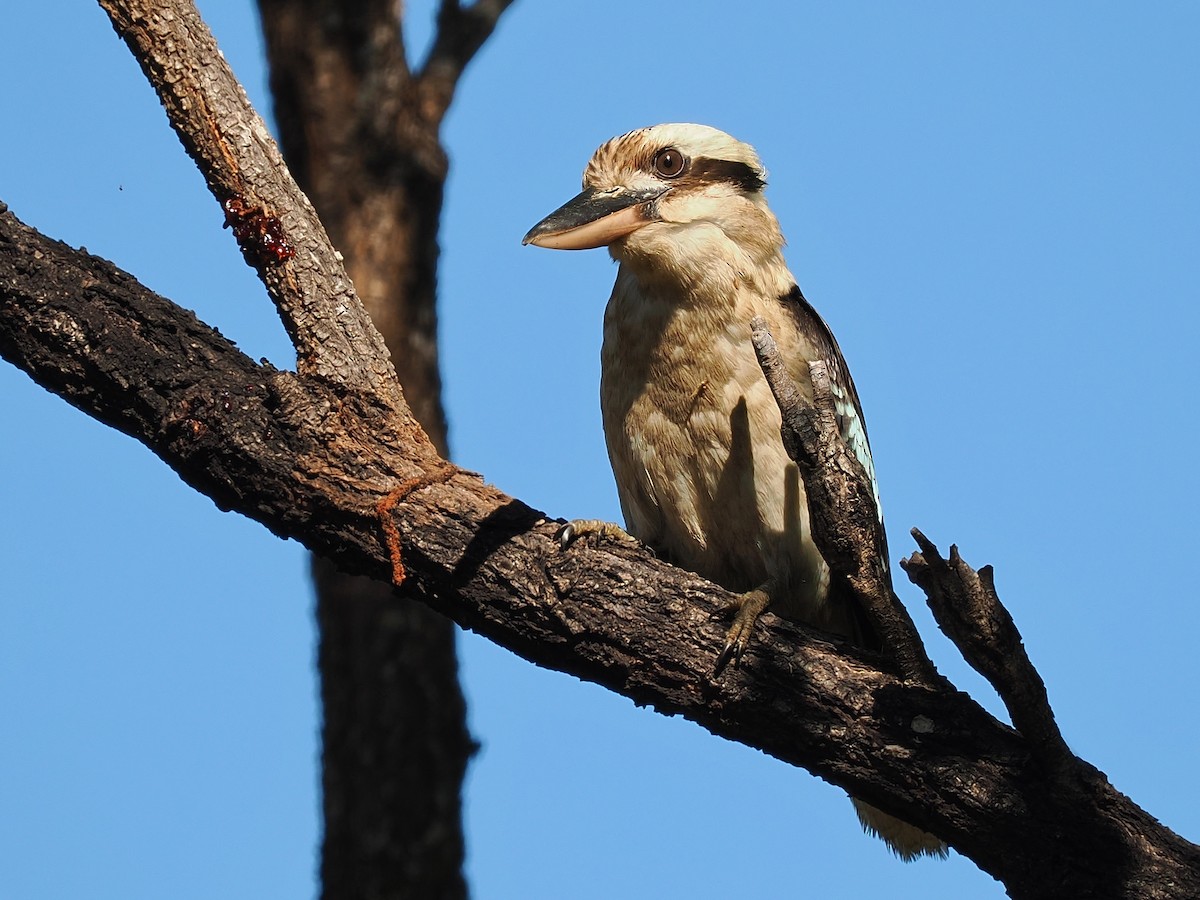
[
  {"xmin": 780, "ymin": 284, "xmax": 889, "ymax": 650},
  {"xmin": 779, "ymin": 284, "xmax": 878, "ymax": 509}
]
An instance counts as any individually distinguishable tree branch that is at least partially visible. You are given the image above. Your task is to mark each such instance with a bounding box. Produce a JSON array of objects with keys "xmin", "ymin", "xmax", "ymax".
[
  {"xmin": 97, "ymin": 0, "xmax": 398, "ymax": 398},
  {"xmin": 419, "ymin": 0, "xmax": 517, "ymax": 122},
  {"xmin": 901, "ymin": 530, "xmax": 1074, "ymax": 773}
]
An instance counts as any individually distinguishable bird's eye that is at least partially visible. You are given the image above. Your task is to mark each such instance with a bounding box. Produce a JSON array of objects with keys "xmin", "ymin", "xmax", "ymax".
[{"xmin": 653, "ymin": 148, "xmax": 686, "ymax": 178}]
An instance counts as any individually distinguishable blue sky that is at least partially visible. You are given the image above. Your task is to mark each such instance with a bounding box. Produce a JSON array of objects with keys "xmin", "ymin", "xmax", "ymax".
[{"xmin": 2, "ymin": 3, "xmax": 1198, "ymax": 898}]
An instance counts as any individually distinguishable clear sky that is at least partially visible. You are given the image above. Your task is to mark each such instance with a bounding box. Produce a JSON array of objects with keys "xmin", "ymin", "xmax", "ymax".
[{"xmin": 2, "ymin": 2, "xmax": 1198, "ymax": 898}]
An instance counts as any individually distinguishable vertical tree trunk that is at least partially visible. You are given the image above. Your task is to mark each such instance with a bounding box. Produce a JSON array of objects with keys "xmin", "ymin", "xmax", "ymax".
[{"xmin": 257, "ymin": 2, "xmax": 477, "ymax": 896}]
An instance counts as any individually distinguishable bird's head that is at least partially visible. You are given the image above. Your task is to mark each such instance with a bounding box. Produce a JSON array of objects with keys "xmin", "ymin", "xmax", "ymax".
[{"xmin": 523, "ymin": 124, "xmax": 782, "ymax": 269}]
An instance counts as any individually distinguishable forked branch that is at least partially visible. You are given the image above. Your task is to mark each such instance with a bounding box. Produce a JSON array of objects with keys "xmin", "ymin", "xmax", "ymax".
[
  {"xmin": 901, "ymin": 531, "xmax": 1073, "ymax": 772},
  {"xmin": 752, "ymin": 315, "xmax": 1069, "ymax": 764}
]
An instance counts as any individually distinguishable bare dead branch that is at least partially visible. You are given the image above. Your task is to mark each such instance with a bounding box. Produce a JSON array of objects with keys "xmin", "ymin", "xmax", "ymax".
[
  {"xmin": 901, "ymin": 529, "xmax": 1074, "ymax": 773},
  {"xmin": 750, "ymin": 316, "xmax": 940, "ymax": 684},
  {"xmin": 419, "ymin": 0, "xmax": 517, "ymax": 121},
  {"xmin": 97, "ymin": 0, "xmax": 398, "ymax": 398}
]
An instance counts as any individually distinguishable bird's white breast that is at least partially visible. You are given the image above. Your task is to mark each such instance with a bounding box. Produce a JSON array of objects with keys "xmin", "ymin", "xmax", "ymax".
[{"xmin": 599, "ymin": 252, "xmax": 835, "ymax": 626}]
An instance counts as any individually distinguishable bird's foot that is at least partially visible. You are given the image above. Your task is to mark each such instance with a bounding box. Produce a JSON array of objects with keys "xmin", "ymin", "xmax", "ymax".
[
  {"xmin": 556, "ymin": 518, "xmax": 636, "ymax": 551},
  {"xmin": 713, "ymin": 588, "xmax": 771, "ymax": 676}
]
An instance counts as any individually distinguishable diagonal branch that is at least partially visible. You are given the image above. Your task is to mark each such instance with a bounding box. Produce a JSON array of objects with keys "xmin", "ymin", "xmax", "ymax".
[{"xmin": 98, "ymin": 0, "xmax": 399, "ymax": 398}]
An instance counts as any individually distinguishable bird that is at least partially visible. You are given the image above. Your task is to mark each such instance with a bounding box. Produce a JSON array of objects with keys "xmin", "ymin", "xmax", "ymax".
[{"xmin": 522, "ymin": 123, "xmax": 946, "ymax": 860}]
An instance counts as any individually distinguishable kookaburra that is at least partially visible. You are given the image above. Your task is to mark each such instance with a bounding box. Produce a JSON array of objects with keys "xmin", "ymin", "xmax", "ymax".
[{"xmin": 523, "ymin": 123, "xmax": 946, "ymax": 860}]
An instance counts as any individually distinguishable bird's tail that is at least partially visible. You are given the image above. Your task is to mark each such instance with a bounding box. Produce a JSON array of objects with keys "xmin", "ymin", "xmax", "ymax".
[{"xmin": 851, "ymin": 798, "xmax": 948, "ymax": 861}]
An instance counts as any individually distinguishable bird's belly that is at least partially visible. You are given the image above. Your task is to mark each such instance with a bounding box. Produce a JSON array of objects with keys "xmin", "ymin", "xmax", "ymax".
[{"xmin": 603, "ymin": 342, "xmax": 829, "ymax": 621}]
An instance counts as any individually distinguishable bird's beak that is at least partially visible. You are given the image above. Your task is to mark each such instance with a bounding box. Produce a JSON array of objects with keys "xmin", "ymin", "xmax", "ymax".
[{"xmin": 522, "ymin": 185, "xmax": 667, "ymax": 250}]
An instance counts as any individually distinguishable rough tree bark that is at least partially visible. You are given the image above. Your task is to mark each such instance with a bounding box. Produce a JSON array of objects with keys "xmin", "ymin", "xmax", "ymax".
[
  {"xmin": 253, "ymin": 2, "xmax": 512, "ymax": 895},
  {"xmin": 2, "ymin": 3, "xmax": 1198, "ymax": 899}
]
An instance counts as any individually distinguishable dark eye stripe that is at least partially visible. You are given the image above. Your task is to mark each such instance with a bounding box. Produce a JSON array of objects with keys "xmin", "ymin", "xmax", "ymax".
[{"xmin": 683, "ymin": 157, "xmax": 766, "ymax": 193}]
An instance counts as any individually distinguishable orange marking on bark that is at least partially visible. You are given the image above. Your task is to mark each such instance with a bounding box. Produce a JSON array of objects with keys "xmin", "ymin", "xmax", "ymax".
[{"xmin": 376, "ymin": 462, "xmax": 457, "ymax": 586}]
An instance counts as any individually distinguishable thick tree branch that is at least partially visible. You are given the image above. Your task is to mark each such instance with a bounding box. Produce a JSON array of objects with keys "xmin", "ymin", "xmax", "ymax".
[
  {"xmin": 3, "ymin": 204, "xmax": 1199, "ymax": 899},
  {"xmin": 98, "ymin": 0, "xmax": 398, "ymax": 397}
]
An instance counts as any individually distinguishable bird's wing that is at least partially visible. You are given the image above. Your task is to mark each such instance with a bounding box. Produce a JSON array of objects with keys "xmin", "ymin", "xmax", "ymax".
[
  {"xmin": 778, "ymin": 284, "xmax": 879, "ymax": 515},
  {"xmin": 779, "ymin": 283, "xmax": 891, "ymax": 651}
]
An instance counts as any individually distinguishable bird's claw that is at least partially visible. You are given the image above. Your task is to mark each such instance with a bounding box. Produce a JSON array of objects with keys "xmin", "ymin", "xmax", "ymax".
[
  {"xmin": 713, "ymin": 639, "xmax": 744, "ymax": 678},
  {"xmin": 712, "ymin": 589, "xmax": 771, "ymax": 677},
  {"xmin": 556, "ymin": 521, "xmax": 580, "ymax": 550}
]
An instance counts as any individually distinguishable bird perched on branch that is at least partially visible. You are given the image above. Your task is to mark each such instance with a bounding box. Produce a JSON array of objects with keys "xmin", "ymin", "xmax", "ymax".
[{"xmin": 523, "ymin": 123, "xmax": 945, "ymax": 860}]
